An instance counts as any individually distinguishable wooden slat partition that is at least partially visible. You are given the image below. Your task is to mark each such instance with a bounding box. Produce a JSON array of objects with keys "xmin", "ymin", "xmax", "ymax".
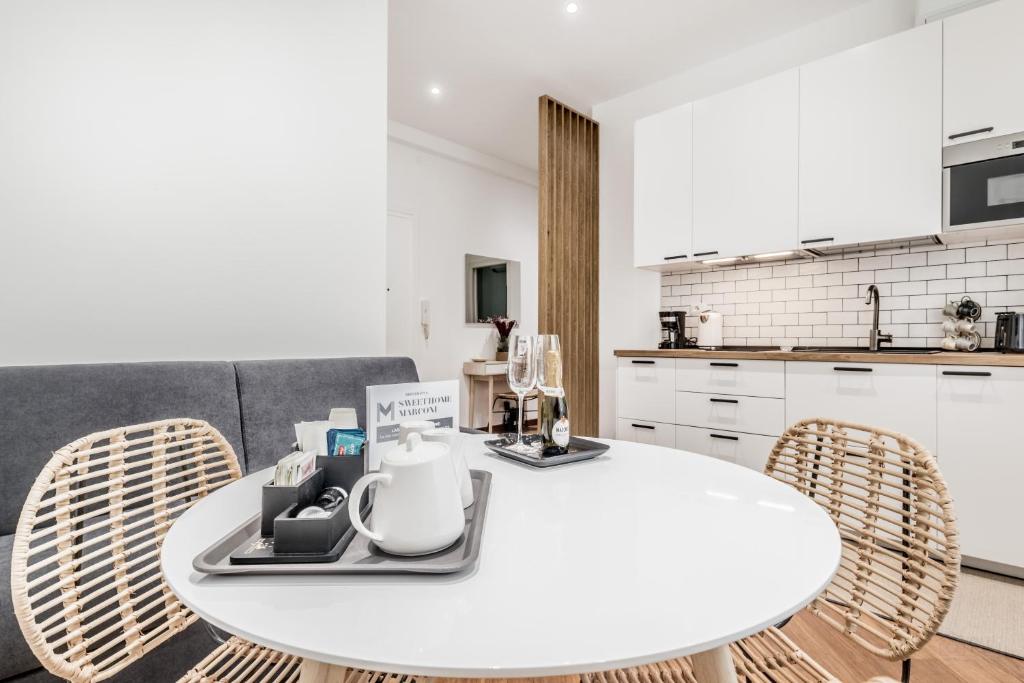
[{"xmin": 538, "ymin": 95, "xmax": 599, "ymax": 436}]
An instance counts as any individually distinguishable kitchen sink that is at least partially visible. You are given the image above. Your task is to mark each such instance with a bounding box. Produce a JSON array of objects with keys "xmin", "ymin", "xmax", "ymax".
[{"xmin": 791, "ymin": 346, "xmax": 942, "ymax": 354}]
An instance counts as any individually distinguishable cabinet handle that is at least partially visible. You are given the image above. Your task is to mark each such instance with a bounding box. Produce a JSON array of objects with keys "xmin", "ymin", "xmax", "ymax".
[
  {"xmin": 631, "ymin": 423, "xmax": 656, "ymax": 430},
  {"xmin": 694, "ymin": 251, "xmax": 718, "ymax": 257},
  {"xmin": 833, "ymin": 366, "xmax": 872, "ymax": 372},
  {"xmin": 710, "ymin": 362, "xmax": 739, "ymax": 368},
  {"xmin": 631, "ymin": 360, "xmax": 655, "ymax": 365},
  {"xmin": 709, "ymin": 398, "xmax": 739, "ymax": 404},
  {"xmin": 801, "ymin": 237, "xmax": 835, "ymax": 245},
  {"xmin": 710, "ymin": 433, "xmax": 739, "ymax": 441},
  {"xmin": 942, "ymin": 370, "xmax": 992, "ymax": 377},
  {"xmin": 948, "ymin": 126, "xmax": 994, "ymax": 141},
  {"xmin": 663, "ymin": 254, "xmax": 688, "ymax": 261}
]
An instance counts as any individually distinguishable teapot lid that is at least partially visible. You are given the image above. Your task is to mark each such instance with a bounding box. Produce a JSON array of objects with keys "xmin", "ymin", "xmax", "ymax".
[{"xmin": 385, "ymin": 432, "xmax": 448, "ymax": 465}]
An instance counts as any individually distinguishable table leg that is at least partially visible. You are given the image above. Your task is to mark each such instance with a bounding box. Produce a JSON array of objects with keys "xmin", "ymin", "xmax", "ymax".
[
  {"xmin": 486, "ymin": 376, "xmax": 494, "ymax": 433},
  {"xmin": 690, "ymin": 644, "xmax": 738, "ymax": 683},
  {"xmin": 468, "ymin": 378, "xmax": 476, "ymax": 431},
  {"xmin": 298, "ymin": 659, "xmax": 351, "ymax": 683}
]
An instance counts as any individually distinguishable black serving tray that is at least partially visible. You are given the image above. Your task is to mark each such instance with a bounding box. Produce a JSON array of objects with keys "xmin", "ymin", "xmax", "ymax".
[
  {"xmin": 483, "ymin": 434, "xmax": 610, "ymax": 467},
  {"xmin": 195, "ymin": 470, "xmax": 491, "ymax": 575}
]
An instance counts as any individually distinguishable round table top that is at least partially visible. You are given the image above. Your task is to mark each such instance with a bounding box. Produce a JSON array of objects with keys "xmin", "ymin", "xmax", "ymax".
[{"xmin": 162, "ymin": 436, "xmax": 840, "ymax": 677}]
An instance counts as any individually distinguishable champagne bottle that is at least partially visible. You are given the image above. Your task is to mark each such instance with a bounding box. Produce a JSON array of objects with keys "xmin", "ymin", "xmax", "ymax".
[{"xmin": 540, "ymin": 349, "xmax": 570, "ymax": 455}]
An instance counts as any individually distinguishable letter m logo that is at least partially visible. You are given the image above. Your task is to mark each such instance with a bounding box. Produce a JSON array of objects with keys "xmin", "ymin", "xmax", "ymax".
[{"xmin": 377, "ymin": 401, "xmax": 395, "ymax": 421}]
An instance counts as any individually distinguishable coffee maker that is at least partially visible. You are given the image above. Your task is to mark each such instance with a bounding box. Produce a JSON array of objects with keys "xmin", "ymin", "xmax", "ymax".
[{"xmin": 659, "ymin": 311, "xmax": 690, "ymax": 349}]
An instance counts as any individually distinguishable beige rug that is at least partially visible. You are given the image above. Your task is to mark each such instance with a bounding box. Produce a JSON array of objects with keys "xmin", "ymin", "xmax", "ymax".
[{"xmin": 937, "ymin": 568, "xmax": 1024, "ymax": 659}]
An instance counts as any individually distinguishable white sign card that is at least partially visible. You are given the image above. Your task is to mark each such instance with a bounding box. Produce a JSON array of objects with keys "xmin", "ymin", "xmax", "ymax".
[{"xmin": 365, "ymin": 380, "xmax": 459, "ymax": 471}]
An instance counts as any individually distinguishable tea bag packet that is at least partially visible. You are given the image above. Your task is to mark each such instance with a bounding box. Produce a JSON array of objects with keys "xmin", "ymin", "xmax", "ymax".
[
  {"xmin": 273, "ymin": 450, "xmax": 317, "ymax": 486},
  {"xmin": 326, "ymin": 428, "xmax": 366, "ymax": 456},
  {"xmin": 328, "ymin": 407, "xmax": 358, "ymax": 429},
  {"xmin": 294, "ymin": 421, "xmax": 330, "ymax": 455}
]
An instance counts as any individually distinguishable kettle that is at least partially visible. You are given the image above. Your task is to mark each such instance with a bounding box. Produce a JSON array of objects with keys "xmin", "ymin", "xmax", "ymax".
[
  {"xmin": 347, "ymin": 433, "xmax": 464, "ymax": 555},
  {"xmin": 695, "ymin": 305, "xmax": 724, "ymax": 349}
]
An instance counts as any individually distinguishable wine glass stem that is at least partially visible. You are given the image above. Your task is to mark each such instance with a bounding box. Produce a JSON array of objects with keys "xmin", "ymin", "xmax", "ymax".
[{"xmin": 516, "ymin": 394, "xmax": 524, "ymax": 444}]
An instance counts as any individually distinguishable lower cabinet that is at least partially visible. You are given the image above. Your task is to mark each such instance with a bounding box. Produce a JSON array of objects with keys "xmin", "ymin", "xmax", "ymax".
[
  {"xmin": 675, "ymin": 425, "xmax": 775, "ymax": 472},
  {"xmin": 676, "ymin": 391, "xmax": 784, "ymax": 437},
  {"xmin": 937, "ymin": 366, "xmax": 1024, "ymax": 571},
  {"xmin": 615, "ymin": 419, "xmax": 675, "ymax": 449},
  {"xmin": 785, "ymin": 361, "xmax": 937, "ymax": 454}
]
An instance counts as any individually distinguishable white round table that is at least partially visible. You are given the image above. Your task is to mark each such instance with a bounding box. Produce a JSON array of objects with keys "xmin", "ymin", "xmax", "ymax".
[{"xmin": 162, "ymin": 437, "xmax": 840, "ymax": 683}]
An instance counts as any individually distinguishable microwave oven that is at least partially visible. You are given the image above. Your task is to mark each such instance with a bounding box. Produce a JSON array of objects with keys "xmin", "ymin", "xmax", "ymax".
[{"xmin": 943, "ymin": 131, "xmax": 1024, "ymax": 233}]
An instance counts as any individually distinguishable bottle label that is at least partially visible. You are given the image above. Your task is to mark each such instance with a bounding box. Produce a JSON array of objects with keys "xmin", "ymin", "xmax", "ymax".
[{"xmin": 552, "ymin": 417, "xmax": 570, "ymax": 448}]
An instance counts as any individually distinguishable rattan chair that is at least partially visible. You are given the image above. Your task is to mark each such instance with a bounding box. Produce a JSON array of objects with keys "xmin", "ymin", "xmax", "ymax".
[
  {"xmin": 10, "ymin": 418, "xmax": 303, "ymax": 682},
  {"xmin": 586, "ymin": 418, "xmax": 959, "ymax": 683}
]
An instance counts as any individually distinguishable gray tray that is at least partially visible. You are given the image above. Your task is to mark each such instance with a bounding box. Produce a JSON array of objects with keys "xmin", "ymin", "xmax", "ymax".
[
  {"xmin": 193, "ymin": 470, "xmax": 491, "ymax": 575},
  {"xmin": 484, "ymin": 435, "xmax": 610, "ymax": 467}
]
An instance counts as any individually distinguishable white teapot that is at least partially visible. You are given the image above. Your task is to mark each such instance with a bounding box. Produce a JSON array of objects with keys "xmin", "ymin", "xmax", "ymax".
[{"xmin": 347, "ymin": 432, "xmax": 465, "ymax": 556}]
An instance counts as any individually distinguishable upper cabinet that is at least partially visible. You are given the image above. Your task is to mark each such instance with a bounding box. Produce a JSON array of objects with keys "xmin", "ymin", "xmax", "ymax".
[
  {"xmin": 692, "ymin": 70, "xmax": 799, "ymax": 260},
  {"xmin": 799, "ymin": 22, "xmax": 942, "ymax": 246},
  {"xmin": 633, "ymin": 104, "xmax": 693, "ymax": 268},
  {"xmin": 944, "ymin": 0, "xmax": 1024, "ymax": 146}
]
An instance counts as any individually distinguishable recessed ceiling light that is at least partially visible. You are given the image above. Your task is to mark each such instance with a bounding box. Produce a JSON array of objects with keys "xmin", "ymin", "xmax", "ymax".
[
  {"xmin": 565, "ymin": 2, "xmax": 579, "ymax": 14},
  {"xmin": 429, "ymin": 86, "xmax": 442, "ymax": 96}
]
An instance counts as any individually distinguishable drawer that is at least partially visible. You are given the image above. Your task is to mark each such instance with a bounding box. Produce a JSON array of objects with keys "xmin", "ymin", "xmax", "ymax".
[
  {"xmin": 616, "ymin": 418, "xmax": 676, "ymax": 449},
  {"xmin": 676, "ymin": 391, "xmax": 784, "ymax": 437},
  {"xmin": 617, "ymin": 357, "xmax": 675, "ymax": 423},
  {"xmin": 676, "ymin": 359, "xmax": 784, "ymax": 398},
  {"xmin": 785, "ymin": 361, "xmax": 936, "ymax": 453},
  {"xmin": 675, "ymin": 425, "xmax": 776, "ymax": 472}
]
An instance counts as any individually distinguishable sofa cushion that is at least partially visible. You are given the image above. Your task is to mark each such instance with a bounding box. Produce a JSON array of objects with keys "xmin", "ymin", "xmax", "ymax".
[
  {"xmin": 0, "ymin": 362, "xmax": 243, "ymax": 536},
  {"xmin": 234, "ymin": 357, "xmax": 419, "ymax": 472}
]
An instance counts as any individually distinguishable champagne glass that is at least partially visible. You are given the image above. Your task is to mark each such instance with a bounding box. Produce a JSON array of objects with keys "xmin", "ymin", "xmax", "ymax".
[
  {"xmin": 535, "ymin": 334, "xmax": 562, "ymax": 395},
  {"xmin": 506, "ymin": 333, "xmax": 537, "ymax": 453}
]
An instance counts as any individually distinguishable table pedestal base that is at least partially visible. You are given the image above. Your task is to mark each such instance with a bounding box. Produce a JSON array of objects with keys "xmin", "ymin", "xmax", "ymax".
[
  {"xmin": 690, "ymin": 645, "xmax": 739, "ymax": 683},
  {"xmin": 298, "ymin": 646, "xmax": 738, "ymax": 683}
]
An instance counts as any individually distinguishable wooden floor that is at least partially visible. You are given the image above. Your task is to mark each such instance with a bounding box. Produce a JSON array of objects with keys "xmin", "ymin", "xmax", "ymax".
[{"xmin": 784, "ymin": 611, "xmax": 1024, "ymax": 682}]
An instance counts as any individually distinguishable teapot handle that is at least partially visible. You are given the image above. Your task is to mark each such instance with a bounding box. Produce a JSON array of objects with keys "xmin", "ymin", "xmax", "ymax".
[{"xmin": 347, "ymin": 472, "xmax": 391, "ymax": 543}]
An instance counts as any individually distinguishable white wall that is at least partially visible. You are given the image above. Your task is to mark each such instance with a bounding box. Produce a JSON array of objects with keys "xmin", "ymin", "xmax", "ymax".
[
  {"xmin": 591, "ymin": 0, "xmax": 918, "ymax": 437},
  {"xmin": 0, "ymin": 0, "xmax": 387, "ymax": 365},
  {"xmin": 387, "ymin": 124, "xmax": 538, "ymax": 427}
]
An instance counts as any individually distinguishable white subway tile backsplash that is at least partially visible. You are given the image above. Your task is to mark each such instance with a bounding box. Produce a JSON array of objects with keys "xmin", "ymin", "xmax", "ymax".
[
  {"xmin": 842, "ymin": 271, "xmax": 875, "ymax": 285},
  {"xmin": 859, "ymin": 255, "xmax": 891, "ymax": 270},
  {"xmin": 965, "ymin": 276, "xmax": 1006, "ymax": 291},
  {"xmin": 827, "ymin": 259, "xmax": 859, "ymax": 273},
  {"xmin": 928, "ymin": 249, "xmax": 965, "ymax": 265},
  {"xmin": 927, "ymin": 279, "xmax": 965, "ymax": 294},
  {"xmin": 946, "ymin": 262, "xmax": 987, "ymax": 278},
  {"xmin": 660, "ymin": 239, "xmax": 1022, "ymax": 348},
  {"xmin": 966, "ymin": 245, "xmax": 1006, "ymax": 262},
  {"xmin": 988, "ymin": 259, "xmax": 1024, "ymax": 275},
  {"xmin": 892, "ymin": 281, "xmax": 927, "ymax": 296},
  {"xmin": 892, "ymin": 253, "xmax": 927, "ymax": 268},
  {"xmin": 910, "ymin": 265, "xmax": 945, "ymax": 281},
  {"xmin": 875, "ymin": 268, "xmax": 909, "ymax": 283}
]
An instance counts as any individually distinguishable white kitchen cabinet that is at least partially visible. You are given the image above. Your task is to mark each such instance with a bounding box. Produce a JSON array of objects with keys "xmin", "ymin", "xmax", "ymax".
[
  {"xmin": 799, "ymin": 22, "xmax": 942, "ymax": 246},
  {"xmin": 675, "ymin": 391, "xmax": 784, "ymax": 437},
  {"xmin": 785, "ymin": 362, "xmax": 937, "ymax": 453},
  {"xmin": 675, "ymin": 359, "xmax": 784, "ymax": 398},
  {"xmin": 675, "ymin": 425, "xmax": 775, "ymax": 472},
  {"xmin": 616, "ymin": 357, "xmax": 675, "ymax": 424},
  {"xmin": 692, "ymin": 70, "xmax": 799, "ymax": 260},
  {"xmin": 937, "ymin": 366, "xmax": 1024, "ymax": 570},
  {"xmin": 634, "ymin": 105, "xmax": 693, "ymax": 268},
  {"xmin": 616, "ymin": 418, "xmax": 676, "ymax": 449},
  {"xmin": 944, "ymin": 0, "xmax": 1024, "ymax": 146}
]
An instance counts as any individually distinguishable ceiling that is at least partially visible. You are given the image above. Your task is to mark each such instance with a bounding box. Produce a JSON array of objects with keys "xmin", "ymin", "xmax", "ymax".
[{"xmin": 389, "ymin": 0, "xmax": 873, "ymax": 170}]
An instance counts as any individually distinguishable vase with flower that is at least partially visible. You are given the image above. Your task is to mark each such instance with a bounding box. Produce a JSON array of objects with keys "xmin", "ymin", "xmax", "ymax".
[{"xmin": 489, "ymin": 316, "xmax": 517, "ymax": 361}]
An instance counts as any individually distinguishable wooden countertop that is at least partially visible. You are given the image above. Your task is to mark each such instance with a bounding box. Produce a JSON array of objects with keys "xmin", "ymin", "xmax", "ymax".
[{"xmin": 613, "ymin": 348, "xmax": 1024, "ymax": 367}]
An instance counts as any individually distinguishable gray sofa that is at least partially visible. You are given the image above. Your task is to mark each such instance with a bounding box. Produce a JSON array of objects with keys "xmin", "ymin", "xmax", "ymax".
[{"xmin": 0, "ymin": 357, "xmax": 418, "ymax": 682}]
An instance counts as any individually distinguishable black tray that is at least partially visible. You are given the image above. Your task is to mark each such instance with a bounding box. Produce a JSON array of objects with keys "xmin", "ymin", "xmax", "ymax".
[
  {"xmin": 483, "ymin": 434, "xmax": 610, "ymax": 467},
  {"xmin": 194, "ymin": 470, "xmax": 491, "ymax": 575}
]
